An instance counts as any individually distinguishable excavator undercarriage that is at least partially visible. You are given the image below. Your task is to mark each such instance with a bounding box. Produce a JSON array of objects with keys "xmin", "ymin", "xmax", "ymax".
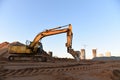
[
  {"xmin": 8, "ymin": 54, "xmax": 48, "ymax": 62},
  {"xmin": 8, "ymin": 49, "xmax": 49, "ymax": 62}
]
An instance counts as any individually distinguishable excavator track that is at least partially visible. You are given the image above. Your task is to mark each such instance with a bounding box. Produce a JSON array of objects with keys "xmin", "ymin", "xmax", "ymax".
[
  {"xmin": 8, "ymin": 55, "xmax": 47, "ymax": 62},
  {"xmin": 0, "ymin": 60, "xmax": 120, "ymax": 79}
]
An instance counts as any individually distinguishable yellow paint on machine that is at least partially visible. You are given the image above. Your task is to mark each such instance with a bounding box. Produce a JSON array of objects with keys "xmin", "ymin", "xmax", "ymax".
[{"xmin": 8, "ymin": 46, "xmax": 32, "ymax": 54}]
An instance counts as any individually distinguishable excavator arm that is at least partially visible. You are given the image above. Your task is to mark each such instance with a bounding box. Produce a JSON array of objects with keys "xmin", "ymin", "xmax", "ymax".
[
  {"xmin": 29, "ymin": 24, "xmax": 72, "ymax": 52},
  {"xmin": 29, "ymin": 24, "xmax": 80, "ymax": 61}
]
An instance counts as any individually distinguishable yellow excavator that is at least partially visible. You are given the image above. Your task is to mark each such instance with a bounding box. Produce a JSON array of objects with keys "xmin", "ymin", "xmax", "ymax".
[{"xmin": 8, "ymin": 24, "xmax": 80, "ymax": 61}]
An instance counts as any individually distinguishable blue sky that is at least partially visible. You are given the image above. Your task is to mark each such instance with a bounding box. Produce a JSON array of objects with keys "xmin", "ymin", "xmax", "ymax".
[{"xmin": 0, "ymin": 0, "xmax": 120, "ymax": 58}]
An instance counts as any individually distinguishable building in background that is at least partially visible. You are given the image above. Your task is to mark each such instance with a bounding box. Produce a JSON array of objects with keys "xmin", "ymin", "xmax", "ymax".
[
  {"xmin": 80, "ymin": 49, "xmax": 86, "ymax": 60},
  {"xmin": 98, "ymin": 53, "xmax": 104, "ymax": 57},
  {"xmin": 105, "ymin": 51, "xmax": 111, "ymax": 57},
  {"xmin": 92, "ymin": 49, "xmax": 97, "ymax": 58}
]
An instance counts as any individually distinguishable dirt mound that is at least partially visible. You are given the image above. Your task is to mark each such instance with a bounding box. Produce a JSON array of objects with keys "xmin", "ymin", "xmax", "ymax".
[
  {"xmin": 0, "ymin": 41, "xmax": 25, "ymax": 60},
  {"xmin": 0, "ymin": 41, "xmax": 24, "ymax": 49},
  {"xmin": 0, "ymin": 42, "xmax": 9, "ymax": 49},
  {"xmin": 9, "ymin": 41, "xmax": 25, "ymax": 46}
]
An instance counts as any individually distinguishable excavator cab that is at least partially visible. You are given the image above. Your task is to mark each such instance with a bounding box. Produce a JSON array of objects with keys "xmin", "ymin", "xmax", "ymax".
[{"xmin": 36, "ymin": 42, "xmax": 43, "ymax": 54}]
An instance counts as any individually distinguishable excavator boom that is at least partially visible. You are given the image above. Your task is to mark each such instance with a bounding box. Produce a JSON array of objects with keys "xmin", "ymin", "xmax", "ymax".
[{"xmin": 29, "ymin": 24, "xmax": 72, "ymax": 50}]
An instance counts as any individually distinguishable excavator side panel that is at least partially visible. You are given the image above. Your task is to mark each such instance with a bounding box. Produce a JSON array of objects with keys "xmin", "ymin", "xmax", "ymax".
[{"xmin": 8, "ymin": 46, "xmax": 32, "ymax": 54}]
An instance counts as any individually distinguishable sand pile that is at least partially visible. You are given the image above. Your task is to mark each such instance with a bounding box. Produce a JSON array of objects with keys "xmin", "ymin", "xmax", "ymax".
[
  {"xmin": 0, "ymin": 41, "xmax": 25, "ymax": 60},
  {"xmin": 0, "ymin": 42, "xmax": 10, "ymax": 60},
  {"xmin": 0, "ymin": 42, "xmax": 9, "ymax": 49},
  {"xmin": 9, "ymin": 41, "xmax": 25, "ymax": 46}
]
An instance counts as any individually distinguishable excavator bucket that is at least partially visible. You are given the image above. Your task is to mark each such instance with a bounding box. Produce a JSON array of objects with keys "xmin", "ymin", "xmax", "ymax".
[{"xmin": 68, "ymin": 49, "xmax": 80, "ymax": 61}]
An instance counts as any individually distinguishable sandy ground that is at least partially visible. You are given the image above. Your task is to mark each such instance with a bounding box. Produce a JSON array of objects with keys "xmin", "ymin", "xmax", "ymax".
[
  {"xmin": 0, "ymin": 42, "xmax": 120, "ymax": 80},
  {"xmin": 0, "ymin": 60, "xmax": 120, "ymax": 80}
]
